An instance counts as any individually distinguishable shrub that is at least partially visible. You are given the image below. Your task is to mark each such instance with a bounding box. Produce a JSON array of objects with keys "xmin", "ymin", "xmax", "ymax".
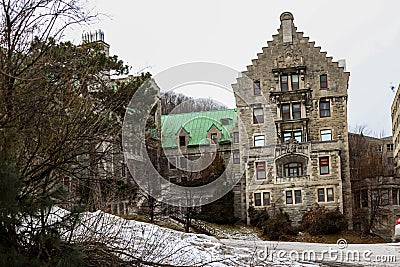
[
  {"xmin": 248, "ymin": 206, "xmax": 269, "ymax": 227},
  {"xmin": 262, "ymin": 209, "xmax": 294, "ymax": 240},
  {"xmin": 301, "ymin": 205, "xmax": 348, "ymax": 235}
]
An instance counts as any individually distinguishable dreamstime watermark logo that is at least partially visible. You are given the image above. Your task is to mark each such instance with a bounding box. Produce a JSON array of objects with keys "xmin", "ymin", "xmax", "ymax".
[
  {"xmin": 121, "ymin": 62, "xmax": 274, "ymax": 207},
  {"xmin": 256, "ymin": 239, "xmax": 397, "ymax": 264}
]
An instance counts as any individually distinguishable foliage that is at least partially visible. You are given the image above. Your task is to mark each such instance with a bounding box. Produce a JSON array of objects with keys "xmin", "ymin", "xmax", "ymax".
[
  {"xmin": 0, "ymin": 1, "xmax": 151, "ymax": 265},
  {"xmin": 248, "ymin": 206, "xmax": 269, "ymax": 227},
  {"xmin": 262, "ymin": 209, "xmax": 294, "ymax": 240},
  {"xmin": 195, "ymin": 191, "xmax": 237, "ymax": 225},
  {"xmin": 161, "ymin": 91, "xmax": 227, "ymax": 115},
  {"xmin": 300, "ymin": 205, "xmax": 348, "ymax": 235}
]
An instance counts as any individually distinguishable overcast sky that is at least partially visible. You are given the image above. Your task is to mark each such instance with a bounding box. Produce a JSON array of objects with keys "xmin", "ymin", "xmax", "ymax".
[{"xmin": 67, "ymin": 0, "xmax": 400, "ymax": 136}]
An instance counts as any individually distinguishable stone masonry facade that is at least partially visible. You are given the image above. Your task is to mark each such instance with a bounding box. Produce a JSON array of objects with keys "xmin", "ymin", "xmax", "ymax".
[{"xmin": 232, "ymin": 12, "xmax": 352, "ymax": 225}]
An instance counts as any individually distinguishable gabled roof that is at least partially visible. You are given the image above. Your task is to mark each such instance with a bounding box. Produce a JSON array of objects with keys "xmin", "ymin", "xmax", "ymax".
[{"xmin": 161, "ymin": 109, "xmax": 237, "ymax": 148}]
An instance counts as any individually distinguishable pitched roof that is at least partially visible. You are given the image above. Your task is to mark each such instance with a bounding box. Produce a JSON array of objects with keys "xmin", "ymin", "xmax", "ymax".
[{"xmin": 161, "ymin": 109, "xmax": 237, "ymax": 148}]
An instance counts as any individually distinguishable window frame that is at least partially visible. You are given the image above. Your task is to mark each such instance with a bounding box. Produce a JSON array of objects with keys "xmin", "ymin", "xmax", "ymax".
[
  {"xmin": 326, "ymin": 188, "xmax": 334, "ymax": 202},
  {"xmin": 211, "ymin": 133, "xmax": 218, "ymax": 144},
  {"xmin": 256, "ymin": 161, "xmax": 266, "ymax": 180},
  {"xmin": 294, "ymin": 190, "xmax": 302, "ymax": 204},
  {"xmin": 317, "ymin": 188, "xmax": 325, "ymax": 202},
  {"xmin": 320, "ymin": 74, "xmax": 328, "ymax": 89},
  {"xmin": 283, "ymin": 130, "xmax": 302, "ymax": 143},
  {"xmin": 291, "ymin": 74, "xmax": 299, "ymax": 90},
  {"xmin": 292, "ymin": 103, "xmax": 301, "ymax": 119},
  {"xmin": 263, "ymin": 192, "xmax": 271, "ymax": 206},
  {"xmin": 253, "ymin": 80, "xmax": 261, "ymax": 95},
  {"xmin": 284, "ymin": 162, "xmax": 303, "ymax": 177},
  {"xmin": 286, "ymin": 191, "xmax": 293, "ymax": 204},
  {"xmin": 254, "ymin": 135, "xmax": 265, "ymax": 147},
  {"xmin": 281, "ymin": 103, "xmax": 291, "ymax": 120},
  {"xmin": 387, "ymin": 143, "xmax": 394, "ymax": 151},
  {"xmin": 320, "ymin": 129, "xmax": 332, "ymax": 141},
  {"xmin": 254, "ymin": 193, "xmax": 262, "ymax": 206},
  {"xmin": 233, "ymin": 150, "xmax": 240, "ymax": 164},
  {"xmin": 281, "ymin": 75, "xmax": 289, "ymax": 91},
  {"xmin": 319, "ymin": 99, "xmax": 331, "ymax": 118},
  {"xmin": 319, "ymin": 156, "xmax": 330, "ymax": 175},
  {"xmin": 179, "ymin": 136, "xmax": 186, "ymax": 146},
  {"xmin": 253, "ymin": 108, "xmax": 264, "ymax": 124},
  {"xmin": 233, "ymin": 132, "xmax": 239, "ymax": 144}
]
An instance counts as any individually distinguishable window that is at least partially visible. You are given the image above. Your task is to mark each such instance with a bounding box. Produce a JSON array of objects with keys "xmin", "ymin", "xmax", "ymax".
[
  {"xmin": 327, "ymin": 188, "xmax": 334, "ymax": 202},
  {"xmin": 320, "ymin": 74, "xmax": 328, "ymax": 88},
  {"xmin": 318, "ymin": 188, "xmax": 325, "ymax": 202},
  {"xmin": 220, "ymin": 118, "xmax": 230, "ymax": 125},
  {"xmin": 253, "ymin": 108, "xmax": 264, "ymax": 124},
  {"xmin": 284, "ymin": 162, "xmax": 302, "ymax": 177},
  {"xmin": 254, "ymin": 80, "xmax": 261, "ymax": 95},
  {"xmin": 377, "ymin": 145, "xmax": 383, "ymax": 152},
  {"xmin": 292, "ymin": 103, "xmax": 301, "ymax": 119},
  {"xmin": 169, "ymin": 157, "xmax": 176, "ymax": 169},
  {"xmin": 254, "ymin": 135, "xmax": 265, "ymax": 147},
  {"xmin": 254, "ymin": 192, "xmax": 270, "ymax": 206},
  {"xmin": 294, "ymin": 190, "xmax": 302, "ymax": 204},
  {"xmin": 254, "ymin": 193, "xmax": 262, "ymax": 206},
  {"xmin": 286, "ymin": 190, "xmax": 301, "ymax": 204},
  {"xmin": 281, "ymin": 104, "xmax": 290, "ymax": 120},
  {"xmin": 393, "ymin": 189, "xmax": 399, "ymax": 205},
  {"xmin": 256, "ymin": 162, "xmax": 266, "ymax": 179},
  {"xmin": 233, "ymin": 132, "xmax": 239, "ymax": 144},
  {"xmin": 320, "ymin": 129, "xmax": 332, "ymax": 141},
  {"xmin": 387, "ymin": 144, "xmax": 394, "ymax": 151},
  {"xmin": 388, "ymin": 157, "xmax": 394, "ymax": 164},
  {"xmin": 233, "ymin": 150, "xmax": 240, "ymax": 164},
  {"xmin": 211, "ymin": 133, "xmax": 218, "ymax": 144},
  {"xmin": 319, "ymin": 188, "xmax": 334, "ymax": 202},
  {"xmin": 319, "ymin": 99, "xmax": 331, "ymax": 117},
  {"xmin": 286, "ymin": 191, "xmax": 293, "ymax": 204},
  {"xmin": 281, "ymin": 75, "xmax": 288, "ymax": 91},
  {"xmin": 319, "ymin": 157, "xmax": 329, "ymax": 175},
  {"xmin": 283, "ymin": 130, "xmax": 302, "ymax": 143},
  {"xmin": 381, "ymin": 189, "xmax": 389, "ymax": 206},
  {"xmin": 263, "ymin": 192, "xmax": 270, "ymax": 206},
  {"xmin": 179, "ymin": 136, "xmax": 186, "ymax": 146},
  {"xmin": 291, "ymin": 74, "xmax": 299, "ymax": 90}
]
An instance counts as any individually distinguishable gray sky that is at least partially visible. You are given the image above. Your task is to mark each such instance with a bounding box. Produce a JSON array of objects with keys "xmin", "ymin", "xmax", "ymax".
[{"xmin": 68, "ymin": 0, "xmax": 400, "ymax": 136}]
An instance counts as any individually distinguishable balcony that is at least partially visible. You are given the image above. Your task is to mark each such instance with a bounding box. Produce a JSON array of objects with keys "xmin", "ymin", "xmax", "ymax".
[{"xmin": 275, "ymin": 142, "xmax": 309, "ymax": 157}]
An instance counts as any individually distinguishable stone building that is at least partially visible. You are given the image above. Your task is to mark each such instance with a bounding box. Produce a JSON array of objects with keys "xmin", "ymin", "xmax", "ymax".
[
  {"xmin": 391, "ymin": 84, "xmax": 400, "ymax": 175},
  {"xmin": 232, "ymin": 12, "xmax": 352, "ymax": 225},
  {"xmin": 349, "ymin": 133, "xmax": 399, "ymax": 239},
  {"xmin": 161, "ymin": 109, "xmax": 246, "ymax": 219}
]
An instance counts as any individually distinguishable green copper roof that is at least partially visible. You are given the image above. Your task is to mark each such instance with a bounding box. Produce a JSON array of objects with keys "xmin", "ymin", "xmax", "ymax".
[{"xmin": 161, "ymin": 109, "xmax": 238, "ymax": 148}]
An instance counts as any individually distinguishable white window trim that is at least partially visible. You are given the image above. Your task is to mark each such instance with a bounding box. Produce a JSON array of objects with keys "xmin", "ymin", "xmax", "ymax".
[
  {"xmin": 254, "ymin": 191, "xmax": 271, "ymax": 207},
  {"xmin": 285, "ymin": 189, "xmax": 303, "ymax": 205}
]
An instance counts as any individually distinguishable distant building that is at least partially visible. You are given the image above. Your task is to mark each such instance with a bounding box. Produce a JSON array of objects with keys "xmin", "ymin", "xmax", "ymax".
[
  {"xmin": 349, "ymin": 133, "xmax": 399, "ymax": 239},
  {"xmin": 391, "ymin": 84, "xmax": 400, "ymax": 175}
]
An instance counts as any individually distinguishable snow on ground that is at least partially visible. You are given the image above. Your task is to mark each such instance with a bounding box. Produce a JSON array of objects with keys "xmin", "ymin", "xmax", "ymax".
[{"xmin": 42, "ymin": 207, "xmax": 319, "ymax": 266}]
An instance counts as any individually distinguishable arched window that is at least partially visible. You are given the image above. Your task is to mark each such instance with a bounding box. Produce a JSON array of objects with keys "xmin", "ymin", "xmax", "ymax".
[{"xmin": 284, "ymin": 162, "xmax": 302, "ymax": 177}]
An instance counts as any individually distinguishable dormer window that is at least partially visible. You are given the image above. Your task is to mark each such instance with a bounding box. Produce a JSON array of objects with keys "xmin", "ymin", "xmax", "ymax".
[
  {"xmin": 211, "ymin": 133, "xmax": 218, "ymax": 144},
  {"xmin": 179, "ymin": 136, "xmax": 186, "ymax": 146}
]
